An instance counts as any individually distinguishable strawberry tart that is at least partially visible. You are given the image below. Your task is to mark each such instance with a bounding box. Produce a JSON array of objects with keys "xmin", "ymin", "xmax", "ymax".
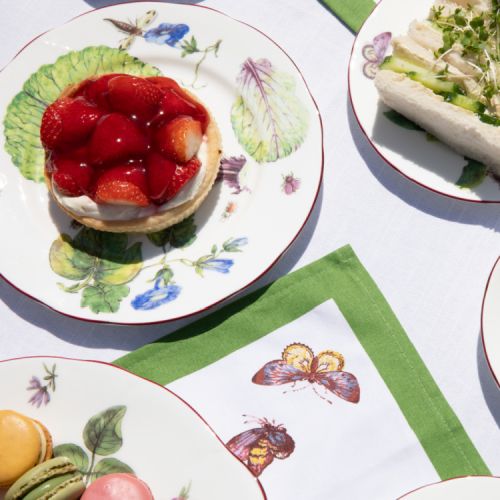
[{"xmin": 41, "ymin": 74, "xmax": 221, "ymax": 233}]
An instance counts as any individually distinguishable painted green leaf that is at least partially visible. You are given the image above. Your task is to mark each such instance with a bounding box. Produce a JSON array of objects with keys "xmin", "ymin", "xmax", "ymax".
[
  {"xmin": 81, "ymin": 284, "xmax": 129, "ymax": 314},
  {"xmin": 53, "ymin": 443, "xmax": 89, "ymax": 474},
  {"xmin": 83, "ymin": 406, "xmax": 126, "ymax": 456},
  {"xmin": 383, "ymin": 110, "xmax": 424, "ymax": 131},
  {"xmin": 231, "ymin": 57, "xmax": 309, "ymax": 163},
  {"xmin": 69, "ymin": 227, "xmax": 143, "ymax": 285},
  {"xmin": 92, "ymin": 458, "xmax": 134, "ymax": 480},
  {"xmin": 456, "ymin": 158, "xmax": 488, "ymax": 188},
  {"xmin": 147, "ymin": 214, "xmax": 197, "ymax": 248},
  {"xmin": 95, "ymin": 243, "xmax": 142, "ymax": 285},
  {"xmin": 4, "ymin": 46, "xmax": 161, "ymax": 182},
  {"xmin": 49, "ymin": 234, "xmax": 95, "ymax": 280},
  {"xmin": 72, "ymin": 227, "xmax": 107, "ymax": 257},
  {"xmin": 153, "ymin": 267, "xmax": 174, "ymax": 286}
]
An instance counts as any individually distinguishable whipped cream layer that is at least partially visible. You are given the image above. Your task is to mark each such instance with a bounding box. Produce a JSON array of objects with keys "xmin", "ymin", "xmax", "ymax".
[{"xmin": 53, "ymin": 140, "xmax": 208, "ymax": 221}]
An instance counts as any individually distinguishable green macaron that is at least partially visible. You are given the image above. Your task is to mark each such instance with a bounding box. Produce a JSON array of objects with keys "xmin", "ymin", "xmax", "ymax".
[{"xmin": 5, "ymin": 456, "xmax": 86, "ymax": 500}]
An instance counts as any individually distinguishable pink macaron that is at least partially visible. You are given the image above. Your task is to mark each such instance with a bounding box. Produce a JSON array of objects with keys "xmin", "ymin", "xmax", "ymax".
[{"xmin": 81, "ymin": 473, "xmax": 154, "ymax": 499}]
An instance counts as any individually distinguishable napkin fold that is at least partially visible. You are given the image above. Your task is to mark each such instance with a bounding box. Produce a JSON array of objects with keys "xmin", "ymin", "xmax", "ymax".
[
  {"xmin": 320, "ymin": 0, "xmax": 376, "ymax": 32},
  {"xmin": 116, "ymin": 245, "xmax": 488, "ymax": 487}
]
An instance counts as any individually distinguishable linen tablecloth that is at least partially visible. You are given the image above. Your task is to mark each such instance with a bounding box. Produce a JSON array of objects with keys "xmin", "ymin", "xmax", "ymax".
[
  {"xmin": 116, "ymin": 245, "xmax": 489, "ymax": 499},
  {"xmin": 0, "ymin": 0, "xmax": 499, "ymax": 495}
]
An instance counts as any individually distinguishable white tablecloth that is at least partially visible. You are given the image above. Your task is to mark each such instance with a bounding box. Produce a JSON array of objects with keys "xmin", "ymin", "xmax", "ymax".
[{"xmin": 0, "ymin": 0, "xmax": 499, "ymax": 479}]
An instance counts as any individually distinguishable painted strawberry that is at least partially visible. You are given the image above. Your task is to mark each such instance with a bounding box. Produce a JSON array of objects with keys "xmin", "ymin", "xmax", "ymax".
[
  {"xmin": 155, "ymin": 116, "xmax": 202, "ymax": 163},
  {"xmin": 165, "ymin": 157, "xmax": 201, "ymax": 201},
  {"xmin": 83, "ymin": 73, "xmax": 128, "ymax": 108},
  {"xmin": 108, "ymin": 75, "xmax": 163, "ymax": 120},
  {"xmin": 40, "ymin": 97, "xmax": 102, "ymax": 150},
  {"xmin": 50, "ymin": 156, "xmax": 93, "ymax": 196},
  {"xmin": 89, "ymin": 113, "xmax": 149, "ymax": 165},
  {"xmin": 159, "ymin": 88, "xmax": 209, "ymax": 131},
  {"xmin": 94, "ymin": 164, "xmax": 149, "ymax": 206},
  {"xmin": 146, "ymin": 152, "xmax": 177, "ymax": 205}
]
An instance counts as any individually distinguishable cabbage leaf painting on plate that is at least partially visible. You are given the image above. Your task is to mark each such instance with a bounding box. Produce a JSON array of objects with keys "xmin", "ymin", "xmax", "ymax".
[
  {"xmin": 3, "ymin": 46, "xmax": 160, "ymax": 182},
  {"xmin": 231, "ymin": 58, "xmax": 309, "ymax": 164}
]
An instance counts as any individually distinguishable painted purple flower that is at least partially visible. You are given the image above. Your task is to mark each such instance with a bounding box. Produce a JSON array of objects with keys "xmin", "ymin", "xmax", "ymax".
[
  {"xmin": 223, "ymin": 237, "xmax": 248, "ymax": 252},
  {"xmin": 217, "ymin": 155, "xmax": 249, "ymax": 194},
  {"xmin": 132, "ymin": 281, "xmax": 181, "ymax": 310},
  {"xmin": 282, "ymin": 173, "xmax": 301, "ymax": 194},
  {"xmin": 198, "ymin": 258, "xmax": 234, "ymax": 274},
  {"xmin": 144, "ymin": 23, "xmax": 189, "ymax": 47},
  {"xmin": 27, "ymin": 377, "xmax": 50, "ymax": 408}
]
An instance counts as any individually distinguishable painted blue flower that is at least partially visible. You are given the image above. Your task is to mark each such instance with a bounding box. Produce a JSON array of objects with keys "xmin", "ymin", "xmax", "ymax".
[
  {"xmin": 223, "ymin": 237, "xmax": 249, "ymax": 252},
  {"xmin": 132, "ymin": 280, "xmax": 181, "ymax": 310},
  {"xmin": 199, "ymin": 258, "xmax": 234, "ymax": 274},
  {"xmin": 144, "ymin": 23, "xmax": 189, "ymax": 47}
]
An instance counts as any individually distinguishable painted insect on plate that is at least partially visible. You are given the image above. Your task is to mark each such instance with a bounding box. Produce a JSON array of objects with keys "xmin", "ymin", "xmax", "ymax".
[
  {"xmin": 362, "ymin": 32, "xmax": 391, "ymax": 79},
  {"xmin": 252, "ymin": 343, "xmax": 360, "ymax": 404},
  {"xmin": 104, "ymin": 10, "xmax": 157, "ymax": 50},
  {"xmin": 226, "ymin": 417, "xmax": 295, "ymax": 477}
]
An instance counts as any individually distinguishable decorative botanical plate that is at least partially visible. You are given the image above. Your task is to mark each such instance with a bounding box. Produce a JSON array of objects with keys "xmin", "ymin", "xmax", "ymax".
[
  {"xmin": 399, "ymin": 476, "xmax": 500, "ymax": 499},
  {"xmin": 481, "ymin": 257, "xmax": 500, "ymax": 387},
  {"xmin": 0, "ymin": 356, "xmax": 265, "ymax": 500},
  {"xmin": 349, "ymin": 0, "xmax": 500, "ymax": 202},
  {"xmin": 0, "ymin": 2, "xmax": 322, "ymax": 324}
]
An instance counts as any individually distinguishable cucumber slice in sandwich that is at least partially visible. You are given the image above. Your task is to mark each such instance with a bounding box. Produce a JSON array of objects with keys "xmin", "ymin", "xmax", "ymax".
[
  {"xmin": 379, "ymin": 55, "xmax": 428, "ymax": 74},
  {"xmin": 380, "ymin": 56, "xmax": 460, "ymax": 94},
  {"xmin": 444, "ymin": 93, "xmax": 486, "ymax": 114},
  {"xmin": 407, "ymin": 71, "xmax": 459, "ymax": 94}
]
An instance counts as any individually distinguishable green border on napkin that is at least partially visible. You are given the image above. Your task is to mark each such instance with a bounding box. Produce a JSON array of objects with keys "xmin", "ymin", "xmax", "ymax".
[
  {"xmin": 320, "ymin": 0, "xmax": 376, "ymax": 32},
  {"xmin": 116, "ymin": 245, "xmax": 489, "ymax": 479}
]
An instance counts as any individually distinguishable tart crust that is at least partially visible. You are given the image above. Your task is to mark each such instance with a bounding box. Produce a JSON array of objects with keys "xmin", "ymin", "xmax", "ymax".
[{"xmin": 45, "ymin": 83, "xmax": 222, "ymax": 233}]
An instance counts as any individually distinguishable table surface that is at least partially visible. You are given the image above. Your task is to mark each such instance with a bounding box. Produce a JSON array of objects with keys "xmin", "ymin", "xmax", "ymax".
[{"xmin": 0, "ymin": 0, "xmax": 499, "ymax": 477}]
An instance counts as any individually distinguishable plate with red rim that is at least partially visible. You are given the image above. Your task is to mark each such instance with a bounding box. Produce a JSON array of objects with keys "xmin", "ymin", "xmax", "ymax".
[
  {"xmin": 398, "ymin": 476, "xmax": 500, "ymax": 499},
  {"xmin": 0, "ymin": 356, "xmax": 266, "ymax": 500},
  {"xmin": 481, "ymin": 256, "xmax": 500, "ymax": 388},
  {"xmin": 0, "ymin": 1, "xmax": 323, "ymax": 324},
  {"xmin": 349, "ymin": 0, "xmax": 500, "ymax": 202}
]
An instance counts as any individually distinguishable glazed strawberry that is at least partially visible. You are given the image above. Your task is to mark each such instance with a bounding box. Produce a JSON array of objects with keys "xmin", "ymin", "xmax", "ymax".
[
  {"xmin": 165, "ymin": 158, "xmax": 201, "ymax": 201},
  {"xmin": 94, "ymin": 164, "xmax": 149, "ymax": 206},
  {"xmin": 108, "ymin": 75, "xmax": 163, "ymax": 120},
  {"xmin": 159, "ymin": 88, "xmax": 209, "ymax": 131},
  {"xmin": 41, "ymin": 105, "xmax": 63, "ymax": 150},
  {"xmin": 89, "ymin": 113, "xmax": 149, "ymax": 165},
  {"xmin": 51, "ymin": 156, "xmax": 93, "ymax": 196},
  {"xmin": 146, "ymin": 152, "xmax": 177, "ymax": 204},
  {"xmin": 155, "ymin": 116, "xmax": 202, "ymax": 163},
  {"xmin": 84, "ymin": 73, "xmax": 127, "ymax": 108},
  {"xmin": 41, "ymin": 97, "xmax": 102, "ymax": 150},
  {"xmin": 147, "ymin": 76, "xmax": 181, "ymax": 92}
]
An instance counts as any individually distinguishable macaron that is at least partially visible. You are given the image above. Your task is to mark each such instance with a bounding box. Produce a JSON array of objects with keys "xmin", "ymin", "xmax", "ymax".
[
  {"xmin": 5, "ymin": 456, "xmax": 86, "ymax": 500},
  {"xmin": 81, "ymin": 473, "xmax": 154, "ymax": 500},
  {"xmin": 0, "ymin": 410, "xmax": 53, "ymax": 487}
]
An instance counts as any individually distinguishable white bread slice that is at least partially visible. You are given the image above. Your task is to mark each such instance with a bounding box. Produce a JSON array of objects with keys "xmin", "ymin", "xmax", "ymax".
[
  {"xmin": 450, "ymin": 0, "xmax": 492, "ymax": 12},
  {"xmin": 392, "ymin": 36, "xmax": 481, "ymax": 96},
  {"xmin": 408, "ymin": 20, "xmax": 443, "ymax": 52},
  {"xmin": 374, "ymin": 69, "xmax": 500, "ymax": 174},
  {"xmin": 408, "ymin": 21, "xmax": 481, "ymax": 79},
  {"xmin": 432, "ymin": 0, "xmax": 491, "ymax": 16}
]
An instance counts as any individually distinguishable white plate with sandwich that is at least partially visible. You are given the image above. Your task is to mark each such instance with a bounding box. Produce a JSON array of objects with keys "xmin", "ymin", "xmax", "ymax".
[{"xmin": 349, "ymin": 0, "xmax": 500, "ymax": 202}]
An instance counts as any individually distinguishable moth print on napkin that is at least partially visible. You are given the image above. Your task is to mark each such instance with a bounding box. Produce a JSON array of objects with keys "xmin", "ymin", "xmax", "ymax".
[
  {"xmin": 252, "ymin": 343, "xmax": 360, "ymax": 404},
  {"xmin": 226, "ymin": 416, "xmax": 295, "ymax": 477}
]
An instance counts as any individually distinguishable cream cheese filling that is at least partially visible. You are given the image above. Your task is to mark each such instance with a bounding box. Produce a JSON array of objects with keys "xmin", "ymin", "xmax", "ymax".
[
  {"xmin": 53, "ymin": 139, "xmax": 208, "ymax": 221},
  {"xmin": 32, "ymin": 421, "xmax": 47, "ymax": 464}
]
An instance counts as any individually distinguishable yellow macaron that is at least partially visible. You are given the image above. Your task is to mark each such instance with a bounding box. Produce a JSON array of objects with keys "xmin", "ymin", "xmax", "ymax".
[{"xmin": 0, "ymin": 410, "xmax": 53, "ymax": 488}]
